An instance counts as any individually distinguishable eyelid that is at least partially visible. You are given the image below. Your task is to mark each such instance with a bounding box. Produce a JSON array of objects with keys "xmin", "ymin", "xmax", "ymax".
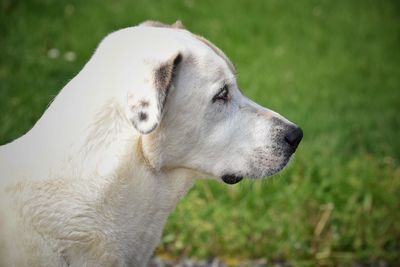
[
  {"xmin": 220, "ymin": 83, "xmax": 229, "ymax": 93},
  {"xmin": 212, "ymin": 84, "xmax": 229, "ymax": 103}
]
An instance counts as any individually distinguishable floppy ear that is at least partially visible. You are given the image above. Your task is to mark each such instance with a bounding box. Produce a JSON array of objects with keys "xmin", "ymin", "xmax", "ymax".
[
  {"xmin": 140, "ymin": 20, "xmax": 186, "ymax": 30},
  {"xmin": 128, "ymin": 53, "xmax": 182, "ymax": 134}
]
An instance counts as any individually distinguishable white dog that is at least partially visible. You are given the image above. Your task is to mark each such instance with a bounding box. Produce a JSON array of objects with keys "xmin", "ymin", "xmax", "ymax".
[{"xmin": 0, "ymin": 21, "xmax": 302, "ymax": 266}]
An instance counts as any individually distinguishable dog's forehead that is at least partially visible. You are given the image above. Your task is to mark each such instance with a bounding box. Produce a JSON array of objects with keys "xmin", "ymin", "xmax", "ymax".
[
  {"xmin": 139, "ymin": 21, "xmax": 236, "ymax": 75},
  {"xmin": 193, "ymin": 35, "xmax": 236, "ymax": 75}
]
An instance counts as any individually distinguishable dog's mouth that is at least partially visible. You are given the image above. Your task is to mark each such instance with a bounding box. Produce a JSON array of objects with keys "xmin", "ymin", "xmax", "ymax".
[{"xmin": 221, "ymin": 174, "xmax": 243, "ymax": 185}]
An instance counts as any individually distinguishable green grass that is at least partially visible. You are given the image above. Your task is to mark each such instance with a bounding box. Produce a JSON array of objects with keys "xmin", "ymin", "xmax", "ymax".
[{"xmin": 1, "ymin": 0, "xmax": 399, "ymax": 266}]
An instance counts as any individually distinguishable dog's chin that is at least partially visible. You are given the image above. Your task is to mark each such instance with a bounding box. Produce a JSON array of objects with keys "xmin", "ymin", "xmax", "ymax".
[
  {"xmin": 246, "ymin": 153, "xmax": 294, "ymax": 180},
  {"xmin": 220, "ymin": 152, "xmax": 295, "ymax": 184}
]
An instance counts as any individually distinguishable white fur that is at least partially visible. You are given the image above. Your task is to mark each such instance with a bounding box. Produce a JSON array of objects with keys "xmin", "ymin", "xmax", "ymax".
[{"xmin": 0, "ymin": 23, "xmax": 298, "ymax": 266}]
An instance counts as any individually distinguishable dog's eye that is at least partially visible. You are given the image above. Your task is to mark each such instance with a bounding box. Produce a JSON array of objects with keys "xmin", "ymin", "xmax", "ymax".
[{"xmin": 212, "ymin": 85, "xmax": 229, "ymax": 103}]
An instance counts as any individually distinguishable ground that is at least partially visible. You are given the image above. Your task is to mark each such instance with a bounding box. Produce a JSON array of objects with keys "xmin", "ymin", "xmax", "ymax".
[{"xmin": 0, "ymin": 0, "xmax": 399, "ymax": 266}]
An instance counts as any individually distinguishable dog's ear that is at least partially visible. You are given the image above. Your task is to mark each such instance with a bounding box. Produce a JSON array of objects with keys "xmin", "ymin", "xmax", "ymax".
[
  {"xmin": 140, "ymin": 20, "xmax": 186, "ymax": 30},
  {"xmin": 128, "ymin": 53, "xmax": 182, "ymax": 134},
  {"xmin": 172, "ymin": 20, "xmax": 186, "ymax": 29}
]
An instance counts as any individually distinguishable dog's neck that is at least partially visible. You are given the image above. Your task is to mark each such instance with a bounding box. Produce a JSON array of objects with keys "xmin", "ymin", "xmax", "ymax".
[
  {"xmin": 95, "ymin": 136, "xmax": 196, "ymax": 265},
  {"xmin": 69, "ymin": 113, "xmax": 198, "ymax": 265}
]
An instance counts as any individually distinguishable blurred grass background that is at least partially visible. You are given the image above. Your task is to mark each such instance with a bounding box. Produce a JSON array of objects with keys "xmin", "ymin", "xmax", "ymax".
[{"xmin": 1, "ymin": 0, "xmax": 399, "ymax": 266}]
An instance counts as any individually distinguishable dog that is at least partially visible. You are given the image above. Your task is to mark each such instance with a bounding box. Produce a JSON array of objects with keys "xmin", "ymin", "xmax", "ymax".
[{"xmin": 0, "ymin": 20, "xmax": 303, "ymax": 266}]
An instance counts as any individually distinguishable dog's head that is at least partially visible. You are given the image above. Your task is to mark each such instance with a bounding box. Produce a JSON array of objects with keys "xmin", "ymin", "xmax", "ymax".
[{"xmin": 95, "ymin": 21, "xmax": 302, "ymax": 184}]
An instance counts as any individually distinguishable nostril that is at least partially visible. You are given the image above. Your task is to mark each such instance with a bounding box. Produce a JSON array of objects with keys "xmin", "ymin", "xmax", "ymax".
[{"xmin": 284, "ymin": 126, "xmax": 303, "ymax": 149}]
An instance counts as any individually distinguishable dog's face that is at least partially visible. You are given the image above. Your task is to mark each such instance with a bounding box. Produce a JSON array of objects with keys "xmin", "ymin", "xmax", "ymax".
[
  {"xmin": 100, "ymin": 22, "xmax": 302, "ymax": 184},
  {"xmin": 157, "ymin": 45, "xmax": 303, "ymax": 184}
]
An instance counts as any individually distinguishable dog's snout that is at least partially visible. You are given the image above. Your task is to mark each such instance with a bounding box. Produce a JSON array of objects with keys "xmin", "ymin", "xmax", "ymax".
[{"xmin": 284, "ymin": 126, "xmax": 303, "ymax": 150}]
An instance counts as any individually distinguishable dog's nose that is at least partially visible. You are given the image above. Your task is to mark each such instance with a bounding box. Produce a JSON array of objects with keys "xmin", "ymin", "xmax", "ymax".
[{"xmin": 284, "ymin": 126, "xmax": 303, "ymax": 150}]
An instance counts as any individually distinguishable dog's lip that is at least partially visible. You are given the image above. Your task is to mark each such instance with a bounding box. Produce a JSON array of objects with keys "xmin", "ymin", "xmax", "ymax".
[{"xmin": 221, "ymin": 174, "xmax": 243, "ymax": 185}]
